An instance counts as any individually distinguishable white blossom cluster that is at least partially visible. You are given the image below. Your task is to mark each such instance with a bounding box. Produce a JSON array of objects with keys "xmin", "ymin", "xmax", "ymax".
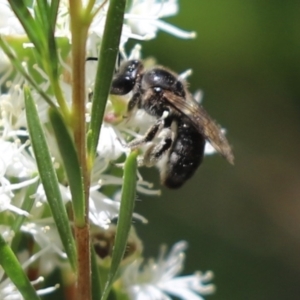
[{"xmin": 0, "ymin": 0, "xmax": 214, "ymax": 299}]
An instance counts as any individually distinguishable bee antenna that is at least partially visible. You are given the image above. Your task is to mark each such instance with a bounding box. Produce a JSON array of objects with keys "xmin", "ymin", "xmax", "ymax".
[{"xmin": 86, "ymin": 57, "xmax": 98, "ymax": 61}]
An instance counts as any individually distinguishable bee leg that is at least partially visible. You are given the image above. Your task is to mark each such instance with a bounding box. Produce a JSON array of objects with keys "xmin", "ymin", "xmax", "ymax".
[
  {"xmin": 142, "ymin": 127, "xmax": 173, "ymax": 167},
  {"xmin": 126, "ymin": 112, "xmax": 172, "ymax": 166},
  {"xmin": 127, "ymin": 118, "xmax": 164, "ymax": 149},
  {"xmin": 128, "ymin": 92, "xmax": 140, "ymax": 112},
  {"xmin": 126, "ymin": 92, "xmax": 142, "ymax": 118}
]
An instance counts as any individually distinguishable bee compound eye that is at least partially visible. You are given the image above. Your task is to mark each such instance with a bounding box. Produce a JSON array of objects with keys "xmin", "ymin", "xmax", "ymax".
[
  {"xmin": 111, "ymin": 60, "xmax": 143, "ymax": 95},
  {"xmin": 111, "ymin": 75, "xmax": 135, "ymax": 95}
]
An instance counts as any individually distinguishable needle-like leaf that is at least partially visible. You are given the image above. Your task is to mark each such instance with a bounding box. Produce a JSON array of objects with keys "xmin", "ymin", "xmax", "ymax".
[
  {"xmin": 101, "ymin": 150, "xmax": 138, "ymax": 300},
  {"xmin": 24, "ymin": 87, "xmax": 77, "ymax": 271}
]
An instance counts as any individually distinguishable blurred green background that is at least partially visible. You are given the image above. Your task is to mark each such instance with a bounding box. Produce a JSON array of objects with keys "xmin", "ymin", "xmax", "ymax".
[{"xmin": 129, "ymin": 1, "xmax": 300, "ymax": 299}]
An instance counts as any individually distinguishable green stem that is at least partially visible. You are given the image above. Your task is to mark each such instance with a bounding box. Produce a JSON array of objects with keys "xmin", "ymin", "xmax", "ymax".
[
  {"xmin": 50, "ymin": 72, "xmax": 70, "ymax": 119},
  {"xmin": 69, "ymin": 2, "xmax": 89, "ymax": 192},
  {"xmin": 69, "ymin": 1, "xmax": 93, "ymax": 299}
]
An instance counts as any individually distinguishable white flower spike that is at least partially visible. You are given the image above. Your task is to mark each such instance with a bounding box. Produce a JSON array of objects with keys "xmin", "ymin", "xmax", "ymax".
[{"xmin": 122, "ymin": 241, "xmax": 215, "ymax": 300}]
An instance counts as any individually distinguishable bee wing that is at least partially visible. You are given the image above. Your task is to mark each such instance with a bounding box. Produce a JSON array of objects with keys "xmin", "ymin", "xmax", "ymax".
[{"xmin": 163, "ymin": 91, "xmax": 234, "ymax": 164}]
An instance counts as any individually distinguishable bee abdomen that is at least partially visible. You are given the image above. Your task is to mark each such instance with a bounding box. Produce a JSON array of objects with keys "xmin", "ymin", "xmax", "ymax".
[{"xmin": 162, "ymin": 122, "xmax": 205, "ymax": 189}]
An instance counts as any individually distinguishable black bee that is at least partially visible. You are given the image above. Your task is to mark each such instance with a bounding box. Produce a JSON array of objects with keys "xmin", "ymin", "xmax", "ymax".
[{"xmin": 110, "ymin": 60, "xmax": 234, "ymax": 189}]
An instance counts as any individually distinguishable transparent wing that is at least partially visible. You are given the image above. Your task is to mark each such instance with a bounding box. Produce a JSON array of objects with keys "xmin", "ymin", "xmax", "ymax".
[{"xmin": 163, "ymin": 91, "xmax": 234, "ymax": 164}]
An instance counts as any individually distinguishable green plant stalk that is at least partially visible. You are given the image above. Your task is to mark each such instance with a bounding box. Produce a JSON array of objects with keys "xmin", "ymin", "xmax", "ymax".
[
  {"xmin": 86, "ymin": 0, "xmax": 97, "ymax": 15},
  {"xmin": 69, "ymin": 1, "xmax": 90, "ymax": 203},
  {"xmin": 69, "ymin": 1, "xmax": 93, "ymax": 299},
  {"xmin": 49, "ymin": 76, "xmax": 70, "ymax": 120}
]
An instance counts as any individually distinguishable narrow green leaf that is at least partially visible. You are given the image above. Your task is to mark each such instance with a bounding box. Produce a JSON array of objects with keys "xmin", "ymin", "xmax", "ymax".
[
  {"xmin": 35, "ymin": 0, "xmax": 60, "ymax": 81},
  {"xmin": 47, "ymin": 0, "xmax": 61, "ymax": 81},
  {"xmin": 8, "ymin": 0, "xmax": 45, "ymax": 54},
  {"xmin": 46, "ymin": 27, "xmax": 60, "ymax": 81},
  {"xmin": 101, "ymin": 150, "xmax": 138, "ymax": 300},
  {"xmin": 0, "ymin": 36, "xmax": 55, "ymax": 108},
  {"xmin": 49, "ymin": 0, "xmax": 60, "ymax": 29},
  {"xmin": 49, "ymin": 108, "xmax": 85, "ymax": 227},
  {"xmin": 88, "ymin": 0, "xmax": 127, "ymax": 162},
  {"xmin": 35, "ymin": 0, "xmax": 51, "ymax": 32},
  {"xmin": 34, "ymin": 0, "xmax": 60, "ymax": 102},
  {"xmin": 24, "ymin": 87, "xmax": 77, "ymax": 271},
  {"xmin": 0, "ymin": 235, "xmax": 41, "ymax": 300}
]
